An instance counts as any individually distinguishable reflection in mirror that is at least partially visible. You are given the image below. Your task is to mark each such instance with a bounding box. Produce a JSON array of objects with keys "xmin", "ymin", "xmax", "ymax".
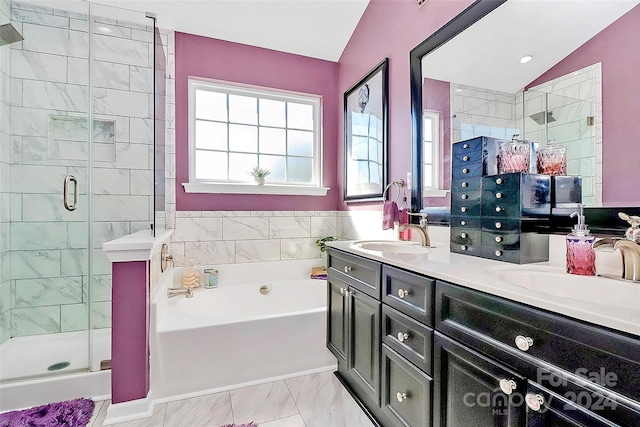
[{"xmin": 411, "ymin": 0, "xmax": 640, "ymax": 213}]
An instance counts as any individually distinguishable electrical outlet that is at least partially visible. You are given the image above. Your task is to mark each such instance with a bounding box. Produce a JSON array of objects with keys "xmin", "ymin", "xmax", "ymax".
[{"xmin": 406, "ymin": 172, "xmax": 412, "ymax": 191}]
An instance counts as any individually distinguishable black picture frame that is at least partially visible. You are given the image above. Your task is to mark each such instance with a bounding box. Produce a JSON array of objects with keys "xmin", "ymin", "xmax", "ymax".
[{"xmin": 344, "ymin": 58, "xmax": 389, "ymax": 202}]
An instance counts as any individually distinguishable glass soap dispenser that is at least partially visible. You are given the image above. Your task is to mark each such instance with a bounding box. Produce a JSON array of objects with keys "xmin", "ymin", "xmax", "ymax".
[{"xmin": 566, "ymin": 204, "xmax": 596, "ymax": 276}]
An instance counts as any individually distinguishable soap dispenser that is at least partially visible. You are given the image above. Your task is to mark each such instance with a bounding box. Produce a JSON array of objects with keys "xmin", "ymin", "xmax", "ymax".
[{"xmin": 566, "ymin": 204, "xmax": 596, "ymax": 276}]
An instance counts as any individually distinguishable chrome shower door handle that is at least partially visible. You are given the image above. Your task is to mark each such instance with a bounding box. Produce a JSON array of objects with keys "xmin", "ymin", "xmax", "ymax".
[{"xmin": 63, "ymin": 175, "xmax": 78, "ymax": 211}]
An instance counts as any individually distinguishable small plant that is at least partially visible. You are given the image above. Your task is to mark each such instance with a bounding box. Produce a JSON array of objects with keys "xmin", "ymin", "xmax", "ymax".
[
  {"xmin": 315, "ymin": 236, "xmax": 336, "ymax": 253},
  {"xmin": 249, "ymin": 166, "xmax": 270, "ymax": 178}
]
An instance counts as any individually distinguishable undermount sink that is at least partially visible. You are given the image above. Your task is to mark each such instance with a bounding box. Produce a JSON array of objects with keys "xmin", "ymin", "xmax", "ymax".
[{"xmin": 352, "ymin": 240, "xmax": 432, "ymax": 254}]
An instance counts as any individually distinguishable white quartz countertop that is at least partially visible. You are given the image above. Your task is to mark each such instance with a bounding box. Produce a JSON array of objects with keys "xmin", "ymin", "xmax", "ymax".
[{"xmin": 327, "ymin": 240, "xmax": 640, "ymax": 337}]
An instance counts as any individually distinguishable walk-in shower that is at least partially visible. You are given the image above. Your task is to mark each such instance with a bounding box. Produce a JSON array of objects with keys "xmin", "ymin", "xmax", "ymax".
[{"xmin": 0, "ymin": 0, "xmax": 166, "ymax": 406}]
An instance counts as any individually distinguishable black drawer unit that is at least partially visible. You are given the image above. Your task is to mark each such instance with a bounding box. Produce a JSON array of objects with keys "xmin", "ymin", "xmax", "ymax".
[
  {"xmin": 481, "ymin": 173, "xmax": 551, "ymax": 218},
  {"xmin": 480, "ymin": 217, "xmax": 549, "ymax": 264},
  {"xmin": 328, "ymin": 249, "xmax": 381, "ymax": 299},
  {"xmin": 382, "ymin": 305, "xmax": 433, "ymax": 374},
  {"xmin": 382, "ymin": 265, "xmax": 434, "ymax": 326}
]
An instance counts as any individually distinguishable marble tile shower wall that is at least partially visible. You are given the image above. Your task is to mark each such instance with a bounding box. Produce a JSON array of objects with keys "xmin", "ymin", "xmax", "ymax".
[
  {"xmin": 451, "ymin": 83, "xmax": 519, "ymax": 143},
  {"xmin": 169, "ymin": 210, "xmax": 394, "ymax": 266},
  {"xmin": 5, "ymin": 1, "xmax": 159, "ymax": 339},
  {"xmin": 1, "ymin": 0, "xmax": 12, "ymax": 345}
]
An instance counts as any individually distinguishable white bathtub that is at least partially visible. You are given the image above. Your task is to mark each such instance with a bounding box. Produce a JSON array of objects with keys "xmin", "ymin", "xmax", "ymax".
[{"xmin": 150, "ymin": 259, "xmax": 337, "ymax": 400}]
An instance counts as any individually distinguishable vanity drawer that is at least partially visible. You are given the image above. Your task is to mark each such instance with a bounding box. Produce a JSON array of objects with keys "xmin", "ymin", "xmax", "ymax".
[
  {"xmin": 450, "ymin": 191, "xmax": 481, "ymax": 216},
  {"xmin": 382, "ymin": 265, "xmax": 434, "ymax": 326},
  {"xmin": 381, "ymin": 345, "xmax": 432, "ymax": 427},
  {"xmin": 452, "ymin": 177, "xmax": 481, "ymax": 192},
  {"xmin": 328, "ymin": 249, "xmax": 381, "ymax": 299},
  {"xmin": 435, "ymin": 280, "xmax": 640, "ymax": 402},
  {"xmin": 382, "ymin": 305, "xmax": 433, "ymax": 374}
]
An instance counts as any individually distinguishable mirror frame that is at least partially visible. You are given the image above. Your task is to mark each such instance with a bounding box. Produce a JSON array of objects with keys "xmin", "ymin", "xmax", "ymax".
[
  {"xmin": 408, "ymin": 0, "xmax": 636, "ymax": 235},
  {"xmin": 410, "ymin": 0, "xmax": 507, "ymax": 213}
]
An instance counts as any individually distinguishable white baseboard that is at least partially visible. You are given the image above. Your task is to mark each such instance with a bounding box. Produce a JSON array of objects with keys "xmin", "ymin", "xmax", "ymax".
[{"xmin": 102, "ymin": 392, "xmax": 154, "ymax": 426}]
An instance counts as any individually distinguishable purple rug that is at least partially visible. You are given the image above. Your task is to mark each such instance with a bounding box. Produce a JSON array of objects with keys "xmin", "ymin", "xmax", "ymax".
[{"xmin": 0, "ymin": 398, "xmax": 95, "ymax": 427}]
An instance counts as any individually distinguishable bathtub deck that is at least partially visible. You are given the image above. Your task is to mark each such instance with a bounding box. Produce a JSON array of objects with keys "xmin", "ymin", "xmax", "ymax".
[{"xmin": 88, "ymin": 370, "xmax": 375, "ymax": 427}]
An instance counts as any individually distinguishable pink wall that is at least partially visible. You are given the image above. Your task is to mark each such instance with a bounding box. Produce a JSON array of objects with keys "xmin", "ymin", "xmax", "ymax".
[
  {"xmin": 175, "ymin": 32, "xmax": 340, "ymax": 211},
  {"xmin": 337, "ymin": 0, "xmax": 474, "ymax": 210},
  {"xmin": 528, "ymin": 4, "xmax": 640, "ymax": 206}
]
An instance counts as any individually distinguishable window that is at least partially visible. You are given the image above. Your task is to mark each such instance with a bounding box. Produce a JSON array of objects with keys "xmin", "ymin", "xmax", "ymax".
[
  {"xmin": 185, "ymin": 79, "xmax": 327, "ymax": 195},
  {"xmin": 423, "ymin": 111, "xmax": 440, "ymax": 191}
]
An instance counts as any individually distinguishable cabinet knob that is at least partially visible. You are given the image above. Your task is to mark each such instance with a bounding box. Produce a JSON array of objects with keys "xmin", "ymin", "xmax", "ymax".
[
  {"xmin": 515, "ymin": 335, "xmax": 534, "ymax": 352},
  {"xmin": 460, "ymin": 220, "xmax": 467, "ymax": 226},
  {"xmin": 397, "ymin": 332, "xmax": 409, "ymax": 342},
  {"xmin": 495, "ymin": 206, "xmax": 504, "ymax": 213},
  {"xmin": 461, "ymin": 194, "xmax": 468, "ymax": 200},
  {"xmin": 525, "ymin": 393, "xmax": 545, "ymax": 412},
  {"xmin": 496, "ymin": 178, "xmax": 503, "ymax": 185},
  {"xmin": 463, "ymin": 155, "xmax": 470, "ymax": 161},
  {"xmin": 461, "ymin": 233, "xmax": 467, "ymax": 239},
  {"xmin": 461, "ymin": 245, "xmax": 468, "ymax": 251},
  {"xmin": 344, "ymin": 266, "xmax": 352, "ymax": 273},
  {"xmin": 461, "ymin": 181, "xmax": 468, "ymax": 188},
  {"xmin": 398, "ymin": 289, "xmax": 410, "ymax": 299},
  {"xmin": 396, "ymin": 392, "xmax": 408, "ymax": 403},
  {"xmin": 463, "ymin": 143, "xmax": 470, "ymax": 149},
  {"xmin": 496, "ymin": 192, "xmax": 503, "ymax": 199},
  {"xmin": 495, "ymin": 250, "xmax": 503, "ymax": 257},
  {"xmin": 461, "ymin": 207, "xmax": 467, "ymax": 213},
  {"xmin": 498, "ymin": 379, "xmax": 517, "ymax": 395},
  {"xmin": 495, "ymin": 222, "xmax": 502, "ymax": 229},
  {"xmin": 495, "ymin": 236, "xmax": 503, "ymax": 243},
  {"xmin": 462, "ymin": 168, "xmax": 469, "ymax": 174}
]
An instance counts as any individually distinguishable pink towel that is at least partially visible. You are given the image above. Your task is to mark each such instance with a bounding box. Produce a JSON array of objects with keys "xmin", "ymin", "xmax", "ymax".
[{"xmin": 382, "ymin": 201, "xmax": 400, "ymax": 230}]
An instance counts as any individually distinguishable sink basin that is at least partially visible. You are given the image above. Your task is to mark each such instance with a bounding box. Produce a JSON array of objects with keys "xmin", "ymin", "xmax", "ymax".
[{"xmin": 352, "ymin": 240, "xmax": 431, "ymax": 254}]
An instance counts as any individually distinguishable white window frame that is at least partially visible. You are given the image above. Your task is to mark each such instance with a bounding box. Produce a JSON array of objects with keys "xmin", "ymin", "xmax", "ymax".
[
  {"xmin": 183, "ymin": 78, "xmax": 328, "ymax": 196},
  {"xmin": 422, "ymin": 111, "xmax": 448, "ymax": 197}
]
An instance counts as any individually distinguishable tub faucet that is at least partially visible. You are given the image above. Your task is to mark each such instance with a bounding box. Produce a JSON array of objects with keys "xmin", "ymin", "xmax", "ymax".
[
  {"xmin": 167, "ymin": 287, "xmax": 193, "ymax": 298},
  {"xmin": 592, "ymin": 212, "xmax": 640, "ymax": 282},
  {"xmin": 399, "ymin": 212, "xmax": 431, "ymax": 247}
]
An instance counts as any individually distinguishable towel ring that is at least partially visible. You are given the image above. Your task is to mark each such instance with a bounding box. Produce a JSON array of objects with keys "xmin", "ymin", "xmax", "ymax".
[{"xmin": 383, "ymin": 179, "xmax": 405, "ymax": 203}]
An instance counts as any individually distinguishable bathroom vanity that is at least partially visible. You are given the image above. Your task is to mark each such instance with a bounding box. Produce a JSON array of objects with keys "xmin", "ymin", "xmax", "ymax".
[{"xmin": 326, "ymin": 242, "xmax": 640, "ymax": 427}]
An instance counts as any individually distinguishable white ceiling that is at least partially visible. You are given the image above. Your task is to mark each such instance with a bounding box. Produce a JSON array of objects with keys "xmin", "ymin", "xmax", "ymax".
[
  {"xmin": 422, "ymin": 0, "xmax": 640, "ymax": 94},
  {"xmin": 92, "ymin": 0, "xmax": 370, "ymax": 62}
]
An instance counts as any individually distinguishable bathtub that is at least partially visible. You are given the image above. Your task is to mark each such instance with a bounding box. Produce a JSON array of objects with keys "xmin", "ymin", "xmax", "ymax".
[{"xmin": 150, "ymin": 259, "xmax": 337, "ymax": 400}]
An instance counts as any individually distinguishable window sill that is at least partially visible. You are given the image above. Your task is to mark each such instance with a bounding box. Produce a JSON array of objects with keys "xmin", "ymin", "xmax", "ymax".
[
  {"xmin": 423, "ymin": 189, "xmax": 450, "ymax": 197},
  {"xmin": 182, "ymin": 182, "xmax": 330, "ymax": 196}
]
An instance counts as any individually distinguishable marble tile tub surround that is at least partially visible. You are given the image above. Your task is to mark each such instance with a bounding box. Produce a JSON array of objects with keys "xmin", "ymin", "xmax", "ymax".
[{"xmin": 4, "ymin": 1, "xmax": 165, "ymax": 340}]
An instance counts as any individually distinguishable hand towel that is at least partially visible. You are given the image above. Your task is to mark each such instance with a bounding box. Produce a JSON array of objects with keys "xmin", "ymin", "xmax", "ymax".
[{"xmin": 382, "ymin": 201, "xmax": 400, "ymax": 230}]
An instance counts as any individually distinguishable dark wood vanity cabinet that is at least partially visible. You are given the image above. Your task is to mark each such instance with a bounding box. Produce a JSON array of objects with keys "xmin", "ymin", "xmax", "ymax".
[{"xmin": 326, "ymin": 248, "xmax": 640, "ymax": 427}]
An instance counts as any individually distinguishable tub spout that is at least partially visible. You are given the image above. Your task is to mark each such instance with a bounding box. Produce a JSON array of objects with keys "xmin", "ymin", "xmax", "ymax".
[
  {"xmin": 167, "ymin": 287, "xmax": 193, "ymax": 298},
  {"xmin": 593, "ymin": 238, "xmax": 640, "ymax": 282}
]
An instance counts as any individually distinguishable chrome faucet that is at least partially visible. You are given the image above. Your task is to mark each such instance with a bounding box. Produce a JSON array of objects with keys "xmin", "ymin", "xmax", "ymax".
[
  {"xmin": 167, "ymin": 287, "xmax": 193, "ymax": 298},
  {"xmin": 399, "ymin": 212, "xmax": 431, "ymax": 247},
  {"xmin": 592, "ymin": 212, "xmax": 640, "ymax": 282}
]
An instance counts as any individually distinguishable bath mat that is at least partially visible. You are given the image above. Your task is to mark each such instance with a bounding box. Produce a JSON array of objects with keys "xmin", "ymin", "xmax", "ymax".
[
  {"xmin": 220, "ymin": 423, "xmax": 258, "ymax": 427},
  {"xmin": 0, "ymin": 398, "xmax": 95, "ymax": 427}
]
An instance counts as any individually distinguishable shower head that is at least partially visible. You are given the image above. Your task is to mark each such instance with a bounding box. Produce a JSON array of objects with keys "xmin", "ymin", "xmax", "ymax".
[
  {"xmin": 529, "ymin": 111, "xmax": 556, "ymax": 125},
  {"xmin": 0, "ymin": 23, "xmax": 24, "ymax": 46}
]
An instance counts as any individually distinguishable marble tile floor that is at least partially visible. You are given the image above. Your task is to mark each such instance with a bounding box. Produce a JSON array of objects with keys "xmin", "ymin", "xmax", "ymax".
[{"xmin": 89, "ymin": 370, "xmax": 375, "ymax": 427}]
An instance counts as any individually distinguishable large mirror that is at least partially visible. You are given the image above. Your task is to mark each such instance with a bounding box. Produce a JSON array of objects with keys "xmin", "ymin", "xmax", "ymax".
[{"xmin": 410, "ymin": 0, "xmax": 640, "ymax": 214}]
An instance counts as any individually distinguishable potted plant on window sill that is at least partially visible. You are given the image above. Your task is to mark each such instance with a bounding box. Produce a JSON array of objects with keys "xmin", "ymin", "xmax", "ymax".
[{"xmin": 249, "ymin": 167, "xmax": 270, "ymax": 185}]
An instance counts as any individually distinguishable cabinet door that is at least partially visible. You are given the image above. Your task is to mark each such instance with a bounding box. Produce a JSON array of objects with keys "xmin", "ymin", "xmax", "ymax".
[
  {"xmin": 524, "ymin": 382, "xmax": 617, "ymax": 427},
  {"xmin": 327, "ymin": 276, "xmax": 348, "ymax": 364},
  {"xmin": 434, "ymin": 332, "xmax": 525, "ymax": 427},
  {"xmin": 348, "ymin": 287, "xmax": 381, "ymax": 406}
]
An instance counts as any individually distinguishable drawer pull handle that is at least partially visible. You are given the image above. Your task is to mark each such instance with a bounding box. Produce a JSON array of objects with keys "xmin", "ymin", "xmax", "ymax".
[
  {"xmin": 398, "ymin": 289, "xmax": 410, "ymax": 298},
  {"xmin": 525, "ymin": 393, "xmax": 544, "ymax": 412},
  {"xmin": 463, "ymin": 155, "xmax": 470, "ymax": 161},
  {"xmin": 397, "ymin": 332, "xmax": 409, "ymax": 342},
  {"xmin": 495, "ymin": 206, "xmax": 504, "ymax": 213},
  {"xmin": 515, "ymin": 335, "xmax": 534, "ymax": 351},
  {"xmin": 463, "ymin": 143, "xmax": 470, "ymax": 149},
  {"xmin": 461, "ymin": 207, "xmax": 467, "ymax": 213},
  {"xmin": 461, "ymin": 245, "xmax": 468, "ymax": 251},
  {"xmin": 340, "ymin": 288, "xmax": 344, "ymax": 295},
  {"xmin": 496, "ymin": 192, "xmax": 503, "ymax": 199},
  {"xmin": 461, "ymin": 181, "xmax": 468, "ymax": 187},
  {"xmin": 461, "ymin": 194, "xmax": 468, "ymax": 200},
  {"xmin": 344, "ymin": 266, "xmax": 352, "ymax": 273},
  {"xmin": 496, "ymin": 178, "xmax": 503, "ymax": 185},
  {"xmin": 460, "ymin": 220, "xmax": 467, "ymax": 226},
  {"xmin": 495, "ymin": 222, "xmax": 502, "ymax": 229},
  {"xmin": 461, "ymin": 233, "xmax": 467, "ymax": 239},
  {"xmin": 462, "ymin": 168, "xmax": 469, "ymax": 174},
  {"xmin": 495, "ymin": 250, "xmax": 503, "ymax": 257},
  {"xmin": 498, "ymin": 379, "xmax": 517, "ymax": 395},
  {"xmin": 495, "ymin": 236, "xmax": 503, "ymax": 243},
  {"xmin": 396, "ymin": 392, "xmax": 408, "ymax": 403}
]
